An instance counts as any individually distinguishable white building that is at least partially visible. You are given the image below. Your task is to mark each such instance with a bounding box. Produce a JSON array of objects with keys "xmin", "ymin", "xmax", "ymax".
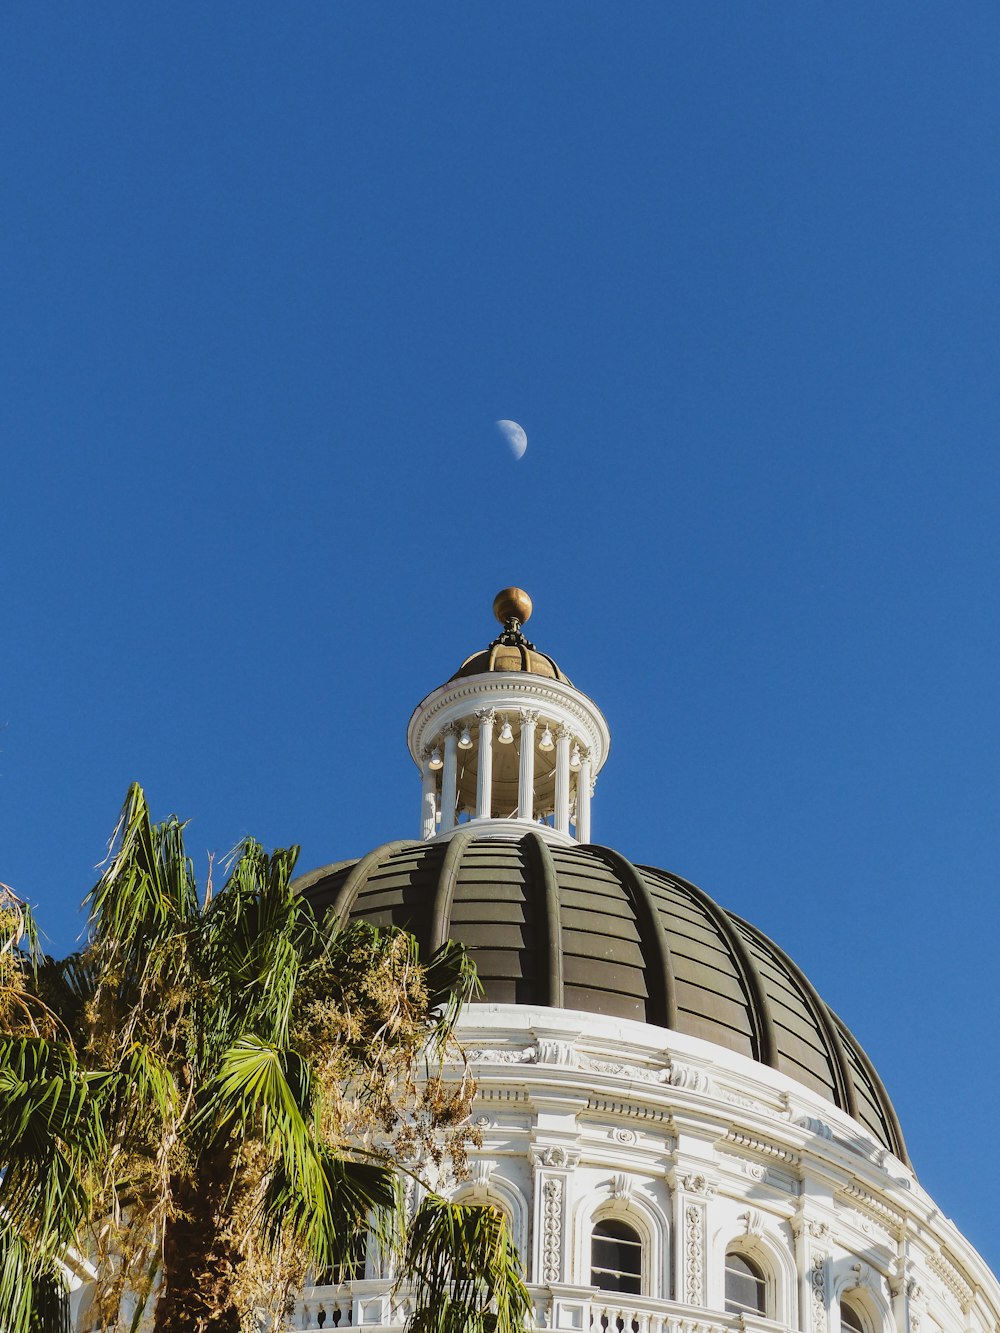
[{"xmin": 289, "ymin": 587, "xmax": 998, "ymax": 1333}]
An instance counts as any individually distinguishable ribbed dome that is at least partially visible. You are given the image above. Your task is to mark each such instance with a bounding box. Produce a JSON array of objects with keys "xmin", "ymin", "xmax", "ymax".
[
  {"xmin": 294, "ymin": 830, "xmax": 907, "ymax": 1163},
  {"xmin": 450, "ymin": 641, "xmax": 571, "ymax": 683}
]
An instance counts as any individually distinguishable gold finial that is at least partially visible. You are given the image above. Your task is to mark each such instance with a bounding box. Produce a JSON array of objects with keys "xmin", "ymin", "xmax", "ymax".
[{"xmin": 493, "ymin": 587, "xmax": 532, "ymax": 628}]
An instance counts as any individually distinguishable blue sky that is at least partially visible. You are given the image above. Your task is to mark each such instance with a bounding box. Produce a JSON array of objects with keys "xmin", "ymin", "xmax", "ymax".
[{"xmin": 4, "ymin": 3, "xmax": 1000, "ymax": 1272}]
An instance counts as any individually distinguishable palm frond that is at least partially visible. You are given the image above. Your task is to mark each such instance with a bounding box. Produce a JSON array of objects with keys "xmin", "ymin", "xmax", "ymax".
[
  {"xmin": 84, "ymin": 784, "xmax": 199, "ymax": 959},
  {"xmin": 403, "ymin": 1195, "xmax": 530, "ymax": 1333},
  {"xmin": 197, "ymin": 1035, "xmax": 318, "ymax": 1184},
  {"xmin": 201, "ymin": 839, "xmax": 305, "ymax": 1051},
  {"xmin": 262, "ymin": 1148, "xmax": 398, "ymax": 1273},
  {"xmin": 423, "ymin": 940, "xmax": 482, "ymax": 1053}
]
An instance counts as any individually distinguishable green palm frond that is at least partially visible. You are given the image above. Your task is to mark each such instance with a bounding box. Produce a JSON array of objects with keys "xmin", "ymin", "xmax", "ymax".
[
  {"xmin": 198, "ymin": 1035, "xmax": 317, "ymax": 1182},
  {"xmin": 0, "ymin": 1036, "xmax": 105, "ymax": 1256},
  {"xmin": 0, "ymin": 1219, "xmax": 69, "ymax": 1333},
  {"xmin": 85, "ymin": 784, "xmax": 199, "ymax": 965},
  {"xmin": 403, "ymin": 1195, "xmax": 530, "ymax": 1333},
  {"xmin": 262, "ymin": 1148, "xmax": 398, "ymax": 1273},
  {"xmin": 201, "ymin": 839, "xmax": 305, "ymax": 1050}
]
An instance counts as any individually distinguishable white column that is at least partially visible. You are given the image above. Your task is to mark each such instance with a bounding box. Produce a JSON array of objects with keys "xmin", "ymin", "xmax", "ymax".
[
  {"xmin": 576, "ymin": 749, "xmax": 592, "ymax": 843},
  {"xmin": 440, "ymin": 726, "xmax": 458, "ymax": 833},
  {"xmin": 475, "ymin": 709, "xmax": 496, "ymax": 819},
  {"xmin": 518, "ymin": 709, "xmax": 538, "ymax": 822},
  {"xmin": 554, "ymin": 724, "xmax": 572, "ymax": 835},
  {"xmin": 420, "ymin": 754, "xmax": 437, "ymax": 840}
]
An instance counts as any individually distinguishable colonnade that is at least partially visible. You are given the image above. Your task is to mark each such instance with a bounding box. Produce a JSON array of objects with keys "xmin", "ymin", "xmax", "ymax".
[{"xmin": 419, "ymin": 708, "xmax": 593, "ymax": 843}]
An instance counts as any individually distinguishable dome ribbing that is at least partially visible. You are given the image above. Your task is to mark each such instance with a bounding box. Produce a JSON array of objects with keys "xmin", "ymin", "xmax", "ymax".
[{"xmin": 294, "ymin": 830, "xmax": 907, "ymax": 1164}]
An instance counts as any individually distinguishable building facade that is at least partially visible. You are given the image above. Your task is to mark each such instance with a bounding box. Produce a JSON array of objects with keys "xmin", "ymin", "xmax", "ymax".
[{"xmin": 290, "ymin": 589, "xmax": 1000, "ymax": 1333}]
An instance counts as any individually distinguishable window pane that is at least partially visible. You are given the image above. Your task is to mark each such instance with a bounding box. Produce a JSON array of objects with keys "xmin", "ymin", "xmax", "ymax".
[
  {"xmin": 591, "ymin": 1220, "xmax": 642, "ymax": 1294},
  {"xmin": 841, "ymin": 1303, "xmax": 865, "ymax": 1333},
  {"xmin": 725, "ymin": 1253, "xmax": 765, "ymax": 1315}
]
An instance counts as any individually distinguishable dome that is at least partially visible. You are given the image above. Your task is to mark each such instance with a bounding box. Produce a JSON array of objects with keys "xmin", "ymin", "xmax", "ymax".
[
  {"xmin": 450, "ymin": 641, "xmax": 571, "ymax": 683},
  {"xmin": 294, "ymin": 828, "xmax": 907, "ymax": 1163}
]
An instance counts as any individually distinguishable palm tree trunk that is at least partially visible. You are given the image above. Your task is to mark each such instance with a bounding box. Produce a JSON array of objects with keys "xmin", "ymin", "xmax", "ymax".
[{"xmin": 153, "ymin": 1142, "xmax": 245, "ymax": 1333}]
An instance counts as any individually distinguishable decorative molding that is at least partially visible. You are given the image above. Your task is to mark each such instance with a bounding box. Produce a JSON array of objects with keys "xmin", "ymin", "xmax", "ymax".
[
  {"xmin": 811, "ymin": 1252, "xmax": 827, "ymax": 1333},
  {"xmin": 838, "ymin": 1182, "xmax": 904, "ymax": 1234},
  {"xmin": 536, "ymin": 1038, "xmax": 575, "ymax": 1066},
  {"xmin": 465, "ymin": 1046, "xmax": 537, "ymax": 1065},
  {"xmin": 682, "ymin": 1173, "xmax": 716, "ymax": 1199},
  {"xmin": 472, "ymin": 1114, "xmax": 492, "ymax": 1130},
  {"xmin": 795, "ymin": 1115, "xmax": 834, "ymax": 1140},
  {"xmin": 739, "ymin": 1208, "xmax": 765, "ymax": 1237},
  {"xmin": 927, "ymin": 1252, "xmax": 973, "ymax": 1312},
  {"xmin": 666, "ymin": 1060, "xmax": 711, "ymax": 1093},
  {"xmin": 610, "ymin": 1173, "xmax": 632, "ymax": 1200},
  {"xmin": 685, "ymin": 1204, "xmax": 705, "ymax": 1304},
  {"xmin": 609, "ymin": 1127, "xmax": 637, "ymax": 1146},
  {"xmin": 578, "ymin": 1054, "xmax": 670, "ymax": 1083},
  {"xmin": 720, "ymin": 1152, "xmax": 767, "ymax": 1183},
  {"xmin": 724, "ymin": 1129, "xmax": 799, "ymax": 1165},
  {"xmin": 532, "ymin": 1145, "xmax": 580, "ymax": 1170},
  {"xmin": 470, "ymin": 1159, "xmax": 493, "ymax": 1197},
  {"xmin": 541, "ymin": 1178, "xmax": 563, "ymax": 1283},
  {"xmin": 587, "ymin": 1096, "xmax": 672, "ymax": 1125}
]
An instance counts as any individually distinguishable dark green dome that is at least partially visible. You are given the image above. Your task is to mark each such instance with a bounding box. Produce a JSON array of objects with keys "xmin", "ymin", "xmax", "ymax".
[{"xmin": 294, "ymin": 830, "xmax": 907, "ymax": 1163}]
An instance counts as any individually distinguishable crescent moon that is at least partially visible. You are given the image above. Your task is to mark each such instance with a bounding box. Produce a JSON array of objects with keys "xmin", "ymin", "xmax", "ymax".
[{"xmin": 496, "ymin": 419, "xmax": 527, "ymax": 460}]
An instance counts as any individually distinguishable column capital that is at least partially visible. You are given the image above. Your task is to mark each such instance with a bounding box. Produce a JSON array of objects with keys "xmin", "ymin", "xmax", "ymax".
[
  {"xmin": 519, "ymin": 707, "xmax": 540, "ymax": 726},
  {"xmin": 475, "ymin": 707, "xmax": 497, "ymax": 725},
  {"xmin": 555, "ymin": 722, "xmax": 573, "ymax": 741}
]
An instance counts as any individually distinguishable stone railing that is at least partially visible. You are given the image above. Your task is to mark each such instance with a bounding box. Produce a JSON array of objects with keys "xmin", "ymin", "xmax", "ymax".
[{"xmin": 288, "ymin": 1283, "xmax": 792, "ymax": 1333}]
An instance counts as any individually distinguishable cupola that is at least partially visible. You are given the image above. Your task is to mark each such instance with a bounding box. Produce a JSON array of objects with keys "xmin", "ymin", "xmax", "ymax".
[{"xmin": 406, "ymin": 589, "xmax": 610, "ymax": 844}]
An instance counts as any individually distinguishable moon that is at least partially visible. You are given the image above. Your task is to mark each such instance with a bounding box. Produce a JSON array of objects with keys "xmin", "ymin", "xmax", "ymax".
[{"xmin": 496, "ymin": 419, "xmax": 527, "ymax": 460}]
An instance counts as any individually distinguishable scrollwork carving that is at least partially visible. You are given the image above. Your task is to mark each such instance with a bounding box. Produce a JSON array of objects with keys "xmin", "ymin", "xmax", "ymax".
[
  {"xmin": 541, "ymin": 1177, "xmax": 563, "ymax": 1283},
  {"xmin": 685, "ymin": 1205, "xmax": 704, "ymax": 1303}
]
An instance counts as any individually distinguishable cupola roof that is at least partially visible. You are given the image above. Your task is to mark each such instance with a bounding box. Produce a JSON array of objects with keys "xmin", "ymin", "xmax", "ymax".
[{"xmin": 450, "ymin": 588, "xmax": 571, "ymax": 683}]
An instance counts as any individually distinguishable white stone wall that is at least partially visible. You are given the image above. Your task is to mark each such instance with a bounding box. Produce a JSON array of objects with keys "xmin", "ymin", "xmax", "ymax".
[{"xmin": 291, "ymin": 1005, "xmax": 1000, "ymax": 1333}]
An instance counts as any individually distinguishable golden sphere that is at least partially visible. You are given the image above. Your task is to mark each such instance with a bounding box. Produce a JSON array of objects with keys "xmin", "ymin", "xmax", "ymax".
[{"xmin": 493, "ymin": 587, "xmax": 532, "ymax": 626}]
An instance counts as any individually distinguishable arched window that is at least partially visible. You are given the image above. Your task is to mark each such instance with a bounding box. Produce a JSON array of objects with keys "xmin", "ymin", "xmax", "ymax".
[
  {"xmin": 317, "ymin": 1230, "xmax": 367, "ymax": 1286},
  {"xmin": 841, "ymin": 1299, "xmax": 866, "ymax": 1333},
  {"xmin": 724, "ymin": 1251, "xmax": 766, "ymax": 1316},
  {"xmin": 591, "ymin": 1218, "xmax": 643, "ymax": 1294}
]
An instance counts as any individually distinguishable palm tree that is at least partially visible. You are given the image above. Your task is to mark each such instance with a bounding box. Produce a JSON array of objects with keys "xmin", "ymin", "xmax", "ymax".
[{"xmin": 1, "ymin": 786, "xmax": 530, "ymax": 1333}]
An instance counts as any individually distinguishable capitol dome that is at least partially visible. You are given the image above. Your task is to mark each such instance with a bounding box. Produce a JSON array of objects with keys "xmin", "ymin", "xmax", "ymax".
[
  {"xmin": 296, "ymin": 835, "xmax": 906, "ymax": 1162},
  {"xmin": 289, "ymin": 590, "xmax": 998, "ymax": 1333}
]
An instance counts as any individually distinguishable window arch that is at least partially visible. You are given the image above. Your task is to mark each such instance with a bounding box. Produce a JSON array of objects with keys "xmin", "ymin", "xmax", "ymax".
[
  {"xmin": 724, "ymin": 1250, "xmax": 766, "ymax": 1316},
  {"xmin": 591, "ymin": 1218, "xmax": 643, "ymax": 1294}
]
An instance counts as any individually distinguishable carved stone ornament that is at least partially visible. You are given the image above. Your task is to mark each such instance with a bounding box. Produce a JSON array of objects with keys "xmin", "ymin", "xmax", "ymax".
[
  {"xmin": 519, "ymin": 708, "xmax": 540, "ymax": 726},
  {"xmin": 796, "ymin": 1115, "xmax": 834, "ymax": 1141},
  {"xmin": 610, "ymin": 1127, "xmax": 637, "ymax": 1146},
  {"xmin": 667, "ymin": 1061, "xmax": 711, "ymax": 1093},
  {"xmin": 470, "ymin": 1159, "xmax": 494, "ymax": 1197},
  {"xmin": 685, "ymin": 1205, "xmax": 705, "ymax": 1304},
  {"xmin": 578, "ymin": 1054, "xmax": 669, "ymax": 1083},
  {"xmin": 610, "ymin": 1173, "xmax": 633, "ymax": 1200},
  {"xmin": 472, "ymin": 1114, "xmax": 491, "ymax": 1130},
  {"xmin": 682, "ymin": 1173, "xmax": 716, "ymax": 1198},
  {"xmin": 811, "ymin": 1253, "xmax": 827, "ymax": 1333},
  {"xmin": 739, "ymin": 1208, "xmax": 765, "ymax": 1237},
  {"xmin": 541, "ymin": 1177, "xmax": 563, "ymax": 1283},
  {"xmin": 464, "ymin": 1046, "xmax": 537, "ymax": 1065},
  {"xmin": 475, "ymin": 708, "xmax": 497, "ymax": 725},
  {"xmin": 809, "ymin": 1220, "xmax": 831, "ymax": 1241},
  {"xmin": 536, "ymin": 1038, "xmax": 575, "ymax": 1066},
  {"xmin": 533, "ymin": 1145, "xmax": 580, "ymax": 1170}
]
